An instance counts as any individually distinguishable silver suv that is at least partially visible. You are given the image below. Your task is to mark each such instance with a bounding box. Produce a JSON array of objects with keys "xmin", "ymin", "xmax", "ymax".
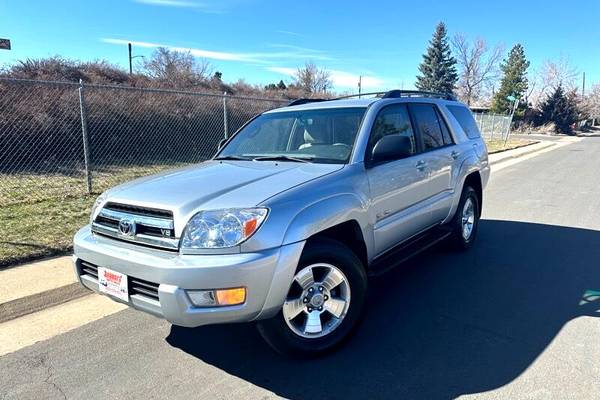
[{"xmin": 73, "ymin": 90, "xmax": 490, "ymax": 356}]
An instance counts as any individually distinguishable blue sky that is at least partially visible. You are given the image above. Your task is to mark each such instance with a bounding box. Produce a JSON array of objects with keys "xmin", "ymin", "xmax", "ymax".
[{"xmin": 1, "ymin": 0, "xmax": 599, "ymax": 91}]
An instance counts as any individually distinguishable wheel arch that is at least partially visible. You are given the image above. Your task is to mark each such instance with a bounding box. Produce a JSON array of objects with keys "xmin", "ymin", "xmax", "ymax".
[
  {"xmin": 281, "ymin": 194, "xmax": 372, "ymax": 269},
  {"xmin": 463, "ymin": 171, "xmax": 483, "ymax": 217},
  {"xmin": 305, "ymin": 220, "xmax": 369, "ymax": 271}
]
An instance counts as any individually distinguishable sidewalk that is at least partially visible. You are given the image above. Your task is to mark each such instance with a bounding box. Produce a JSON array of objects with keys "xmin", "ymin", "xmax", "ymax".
[{"xmin": 0, "ymin": 256, "xmax": 88, "ymax": 323}]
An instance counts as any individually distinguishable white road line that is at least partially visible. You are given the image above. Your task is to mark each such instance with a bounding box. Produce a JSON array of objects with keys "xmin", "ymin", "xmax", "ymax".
[{"xmin": 0, "ymin": 293, "xmax": 126, "ymax": 356}]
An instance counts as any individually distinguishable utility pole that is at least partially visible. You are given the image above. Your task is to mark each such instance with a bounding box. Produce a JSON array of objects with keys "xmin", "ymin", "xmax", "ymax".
[
  {"xmin": 128, "ymin": 43, "xmax": 145, "ymax": 75},
  {"xmin": 128, "ymin": 43, "xmax": 133, "ymax": 75},
  {"xmin": 582, "ymin": 72, "xmax": 586, "ymax": 97},
  {"xmin": 358, "ymin": 76, "xmax": 362, "ymax": 98}
]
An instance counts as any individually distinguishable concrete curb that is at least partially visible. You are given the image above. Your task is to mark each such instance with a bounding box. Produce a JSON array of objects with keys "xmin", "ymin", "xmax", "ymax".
[
  {"xmin": 0, "ymin": 283, "xmax": 90, "ymax": 323},
  {"xmin": 489, "ymin": 141, "xmax": 555, "ymax": 166},
  {"xmin": 0, "ymin": 255, "xmax": 83, "ymax": 324}
]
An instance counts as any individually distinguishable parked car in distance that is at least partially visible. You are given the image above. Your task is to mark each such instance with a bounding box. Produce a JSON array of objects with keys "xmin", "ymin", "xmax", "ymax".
[{"xmin": 73, "ymin": 89, "xmax": 490, "ymax": 357}]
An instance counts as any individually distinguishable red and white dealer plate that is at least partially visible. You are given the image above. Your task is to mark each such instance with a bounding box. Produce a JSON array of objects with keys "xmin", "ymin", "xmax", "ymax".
[{"xmin": 98, "ymin": 267, "xmax": 129, "ymax": 302}]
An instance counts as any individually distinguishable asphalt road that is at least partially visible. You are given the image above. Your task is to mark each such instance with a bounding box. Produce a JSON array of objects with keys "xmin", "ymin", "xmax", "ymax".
[{"xmin": 3, "ymin": 137, "xmax": 600, "ymax": 399}]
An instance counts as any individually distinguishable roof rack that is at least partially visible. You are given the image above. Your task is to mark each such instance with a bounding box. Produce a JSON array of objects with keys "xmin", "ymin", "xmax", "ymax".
[
  {"xmin": 286, "ymin": 98, "xmax": 328, "ymax": 106},
  {"xmin": 334, "ymin": 90, "xmax": 456, "ymax": 101},
  {"xmin": 285, "ymin": 90, "xmax": 456, "ymax": 107}
]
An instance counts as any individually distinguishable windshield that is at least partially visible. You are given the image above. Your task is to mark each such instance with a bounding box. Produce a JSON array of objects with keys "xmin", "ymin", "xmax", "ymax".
[{"xmin": 217, "ymin": 107, "xmax": 366, "ymax": 164}]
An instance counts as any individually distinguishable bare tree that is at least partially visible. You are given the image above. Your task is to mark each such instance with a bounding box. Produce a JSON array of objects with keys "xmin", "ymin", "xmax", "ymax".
[
  {"xmin": 580, "ymin": 84, "xmax": 600, "ymax": 121},
  {"xmin": 143, "ymin": 47, "xmax": 212, "ymax": 88},
  {"xmin": 452, "ymin": 34, "xmax": 503, "ymax": 106},
  {"xmin": 528, "ymin": 57, "xmax": 579, "ymax": 106},
  {"xmin": 293, "ymin": 61, "xmax": 332, "ymax": 94}
]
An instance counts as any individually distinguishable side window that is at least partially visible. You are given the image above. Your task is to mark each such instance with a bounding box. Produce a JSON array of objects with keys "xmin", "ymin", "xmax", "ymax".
[
  {"xmin": 436, "ymin": 109, "xmax": 454, "ymax": 145},
  {"xmin": 368, "ymin": 104, "xmax": 416, "ymax": 157},
  {"xmin": 447, "ymin": 105, "xmax": 481, "ymax": 139},
  {"xmin": 409, "ymin": 104, "xmax": 447, "ymax": 151}
]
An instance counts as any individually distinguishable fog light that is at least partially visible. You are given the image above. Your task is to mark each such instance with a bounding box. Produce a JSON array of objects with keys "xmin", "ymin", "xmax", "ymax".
[
  {"xmin": 187, "ymin": 290, "xmax": 217, "ymax": 307},
  {"xmin": 187, "ymin": 287, "xmax": 246, "ymax": 307}
]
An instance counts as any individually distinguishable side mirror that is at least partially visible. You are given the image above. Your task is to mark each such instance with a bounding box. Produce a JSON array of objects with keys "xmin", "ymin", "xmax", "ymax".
[
  {"xmin": 371, "ymin": 135, "xmax": 413, "ymax": 164},
  {"xmin": 217, "ymin": 138, "xmax": 228, "ymax": 150}
]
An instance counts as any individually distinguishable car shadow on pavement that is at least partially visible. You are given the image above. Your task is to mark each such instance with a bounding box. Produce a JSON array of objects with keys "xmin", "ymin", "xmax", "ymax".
[{"xmin": 167, "ymin": 219, "xmax": 600, "ymax": 399}]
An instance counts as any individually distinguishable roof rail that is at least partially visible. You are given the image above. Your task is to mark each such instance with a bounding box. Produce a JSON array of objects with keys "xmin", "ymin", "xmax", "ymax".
[
  {"xmin": 334, "ymin": 91, "xmax": 387, "ymax": 100},
  {"xmin": 285, "ymin": 90, "xmax": 457, "ymax": 107},
  {"xmin": 286, "ymin": 98, "xmax": 328, "ymax": 106},
  {"xmin": 382, "ymin": 90, "xmax": 456, "ymax": 101},
  {"xmin": 334, "ymin": 90, "xmax": 456, "ymax": 101}
]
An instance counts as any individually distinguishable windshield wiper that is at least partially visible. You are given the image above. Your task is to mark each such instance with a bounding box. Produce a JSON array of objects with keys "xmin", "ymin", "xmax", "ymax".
[
  {"xmin": 252, "ymin": 155, "xmax": 314, "ymax": 163},
  {"xmin": 214, "ymin": 155, "xmax": 253, "ymax": 161}
]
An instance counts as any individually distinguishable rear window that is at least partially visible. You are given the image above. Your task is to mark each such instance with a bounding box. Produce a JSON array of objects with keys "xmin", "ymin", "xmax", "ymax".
[{"xmin": 447, "ymin": 105, "xmax": 481, "ymax": 139}]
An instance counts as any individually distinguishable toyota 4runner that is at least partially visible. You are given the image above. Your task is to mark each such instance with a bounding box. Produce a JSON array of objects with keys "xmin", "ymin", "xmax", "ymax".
[{"xmin": 73, "ymin": 90, "xmax": 490, "ymax": 357}]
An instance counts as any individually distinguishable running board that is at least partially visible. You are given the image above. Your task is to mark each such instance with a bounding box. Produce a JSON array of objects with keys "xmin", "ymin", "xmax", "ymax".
[{"xmin": 368, "ymin": 228, "xmax": 452, "ymax": 277}]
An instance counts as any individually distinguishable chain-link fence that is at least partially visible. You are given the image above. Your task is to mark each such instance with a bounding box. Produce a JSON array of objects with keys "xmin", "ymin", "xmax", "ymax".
[
  {"xmin": 0, "ymin": 78, "xmax": 288, "ymax": 206},
  {"xmin": 472, "ymin": 112, "xmax": 513, "ymax": 142}
]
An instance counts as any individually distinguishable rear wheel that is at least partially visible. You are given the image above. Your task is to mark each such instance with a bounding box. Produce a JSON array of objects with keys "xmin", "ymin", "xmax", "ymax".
[
  {"xmin": 449, "ymin": 185, "xmax": 480, "ymax": 250},
  {"xmin": 257, "ymin": 238, "xmax": 367, "ymax": 357}
]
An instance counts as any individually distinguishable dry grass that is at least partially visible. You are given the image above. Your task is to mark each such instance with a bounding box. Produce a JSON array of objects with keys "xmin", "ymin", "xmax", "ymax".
[
  {"xmin": 485, "ymin": 138, "xmax": 537, "ymax": 154},
  {"xmin": 0, "ymin": 164, "xmax": 183, "ymax": 267}
]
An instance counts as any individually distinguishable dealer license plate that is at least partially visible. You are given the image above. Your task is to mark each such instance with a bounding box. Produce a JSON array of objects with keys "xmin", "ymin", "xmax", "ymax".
[{"xmin": 98, "ymin": 267, "xmax": 129, "ymax": 302}]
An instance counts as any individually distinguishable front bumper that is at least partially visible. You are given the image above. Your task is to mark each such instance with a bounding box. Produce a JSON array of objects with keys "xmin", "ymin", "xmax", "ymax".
[{"xmin": 73, "ymin": 225, "xmax": 304, "ymax": 327}]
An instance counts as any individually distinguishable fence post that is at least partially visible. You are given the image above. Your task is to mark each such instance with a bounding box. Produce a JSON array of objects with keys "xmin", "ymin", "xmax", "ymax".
[
  {"xmin": 490, "ymin": 114, "xmax": 497, "ymax": 140},
  {"xmin": 223, "ymin": 92, "xmax": 229, "ymax": 138},
  {"xmin": 78, "ymin": 79, "xmax": 92, "ymax": 194},
  {"xmin": 480, "ymin": 114, "xmax": 486, "ymax": 138}
]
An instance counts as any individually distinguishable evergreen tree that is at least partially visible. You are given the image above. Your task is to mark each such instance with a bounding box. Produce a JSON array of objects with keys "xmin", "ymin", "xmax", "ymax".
[
  {"xmin": 277, "ymin": 80, "xmax": 287, "ymax": 90},
  {"xmin": 539, "ymin": 85, "xmax": 579, "ymax": 134},
  {"xmin": 491, "ymin": 44, "xmax": 530, "ymax": 114},
  {"xmin": 415, "ymin": 22, "xmax": 458, "ymax": 95}
]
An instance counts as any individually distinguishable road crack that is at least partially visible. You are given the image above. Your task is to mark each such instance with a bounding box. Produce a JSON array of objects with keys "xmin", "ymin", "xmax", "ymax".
[{"xmin": 39, "ymin": 354, "xmax": 67, "ymax": 400}]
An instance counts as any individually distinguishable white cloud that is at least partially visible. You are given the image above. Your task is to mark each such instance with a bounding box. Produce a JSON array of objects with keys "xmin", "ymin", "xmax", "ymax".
[
  {"xmin": 267, "ymin": 66, "xmax": 297, "ymax": 75},
  {"xmin": 329, "ymin": 70, "xmax": 386, "ymax": 90},
  {"xmin": 267, "ymin": 66, "xmax": 386, "ymax": 90},
  {"xmin": 133, "ymin": 0, "xmax": 205, "ymax": 8},
  {"xmin": 102, "ymin": 38, "xmax": 331, "ymax": 64},
  {"xmin": 276, "ymin": 30, "xmax": 303, "ymax": 37}
]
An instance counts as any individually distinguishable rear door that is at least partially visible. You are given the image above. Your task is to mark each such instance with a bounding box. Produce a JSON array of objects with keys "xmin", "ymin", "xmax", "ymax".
[
  {"xmin": 408, "ymin": 103, "xmax": 458, "ymax": 222},
  {"xmin": 366, "ymin": 104, "xmax": 432, "ymax": 256}
]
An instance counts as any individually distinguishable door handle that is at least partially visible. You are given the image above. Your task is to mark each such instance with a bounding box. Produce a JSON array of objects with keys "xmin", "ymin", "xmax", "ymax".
[
  {"xmin": 415, "ymin": 160, "xmax": 427, "ymax": 171},
  {"xmin": 451, "ymin": 150, "xmax": 460, "ymax": 159}
]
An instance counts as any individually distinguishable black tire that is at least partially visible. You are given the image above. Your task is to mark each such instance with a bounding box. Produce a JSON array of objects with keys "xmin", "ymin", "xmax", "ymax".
[
  {"xmin": 449, "ymin": 185, "xmax": 480, "ymax": 250},
  {"xmin": 256, "ymin": 238, "xmax": 368, "ymax": 358}
]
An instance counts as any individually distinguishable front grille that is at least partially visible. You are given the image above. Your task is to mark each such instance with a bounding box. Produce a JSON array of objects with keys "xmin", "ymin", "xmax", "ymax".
[
  {"xmin": 130, "ymin": 278, "xmax": 160, "ymax": 301},
  {"xmin": 80, "ymin": 260, "xmax": 98, "ymax": 278},
  {"xmin": 104, "ymin": 202, "xmax": 173, "ymax": 219},
  {"xmin": 91, "ymin": 202, "xmax": 178, "ymax": 250},
  {"xmin": 78, "ymin": 260, "xmax": 160, "ymax": 301}
]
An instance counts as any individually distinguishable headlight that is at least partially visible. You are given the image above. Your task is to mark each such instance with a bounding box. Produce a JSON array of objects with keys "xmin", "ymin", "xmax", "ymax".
[
  {"xmin": 181, "ymin": 208, "xmax": 268, "ymax": 249},
  {"xmin": 90, "ymin": 194, "xmax": 106, "ymax": 223}
]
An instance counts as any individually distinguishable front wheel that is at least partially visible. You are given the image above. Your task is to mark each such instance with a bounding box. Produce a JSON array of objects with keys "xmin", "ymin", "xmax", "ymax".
[
  {"xmin": 257, "ymin": 238, "xmax": 367, "ymax": 357},
  {"xmin": 449, "ymin": 185, "xmax": 480, "ymax": 250}
]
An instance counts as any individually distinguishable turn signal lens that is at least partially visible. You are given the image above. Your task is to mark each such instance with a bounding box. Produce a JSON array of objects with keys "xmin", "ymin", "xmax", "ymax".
[{"xmin": 216, "ymin": 287, "xmax": 246, "ymax": 306}]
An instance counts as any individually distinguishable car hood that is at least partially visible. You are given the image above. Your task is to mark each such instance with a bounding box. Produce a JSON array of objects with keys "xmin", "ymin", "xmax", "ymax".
[{"xmin": 104, "ymin": 160, "xmax": 343, "ymax": 224}]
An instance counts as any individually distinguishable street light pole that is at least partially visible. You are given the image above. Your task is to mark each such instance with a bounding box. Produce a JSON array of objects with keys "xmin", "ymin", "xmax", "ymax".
[
  {"xmin": 128, "ymin": 43, "xmax": 133, "ymax": 75},
  {"xmin": 358, "ymin": 75, "xmax": 362, "ymax": 98}
]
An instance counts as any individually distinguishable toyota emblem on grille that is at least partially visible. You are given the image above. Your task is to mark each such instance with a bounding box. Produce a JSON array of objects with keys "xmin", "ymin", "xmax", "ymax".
[{"xmin": 118, "ymin": 218, "xmax": 136, "ymax": 236}]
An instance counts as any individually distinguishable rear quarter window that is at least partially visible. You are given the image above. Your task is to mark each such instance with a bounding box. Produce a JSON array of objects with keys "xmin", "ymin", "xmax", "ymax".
[{"xmin": 447, "ymin": 105, "xmax": 481, "ymax": 139}]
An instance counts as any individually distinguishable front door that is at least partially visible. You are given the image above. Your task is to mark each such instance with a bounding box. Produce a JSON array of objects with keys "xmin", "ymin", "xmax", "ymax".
[{"xmin": 366, "ymin": 104, "xmax": 432, "ymax": 257}]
